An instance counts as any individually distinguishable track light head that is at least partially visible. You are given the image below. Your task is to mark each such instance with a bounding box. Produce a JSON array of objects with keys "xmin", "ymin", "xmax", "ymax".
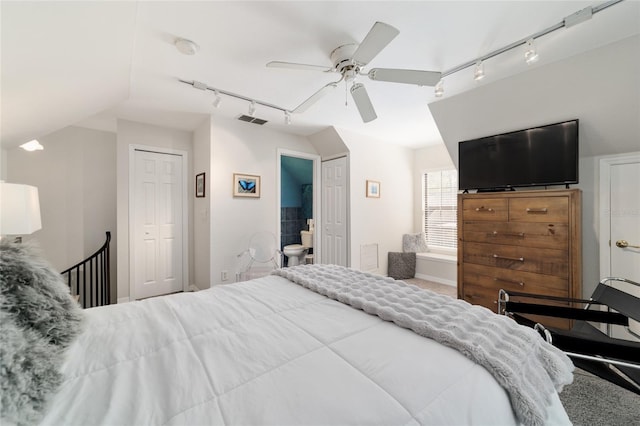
[
  {"xmin": 212, "ymin": 90, "xmax": 222, "ymax": 108},
  {"xmin": 473, "ymin": 61, "xmax": 485, "ymax": 81},
  {"xmin": 434, "ymin": 80, "xmax": 444, "ymax": 98},
  {"xmin": 248, "ymin": 101, "xmax": 256, "ymax": 117},
  {"xmin": 524, "ymin": 38, "xmax": 539, "ymax": 65}
]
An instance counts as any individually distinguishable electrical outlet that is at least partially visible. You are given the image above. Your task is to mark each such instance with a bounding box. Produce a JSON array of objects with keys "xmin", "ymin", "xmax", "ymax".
[{"xmin": 221, "ymin": 270, "xmax": 228, "ymax": 281}]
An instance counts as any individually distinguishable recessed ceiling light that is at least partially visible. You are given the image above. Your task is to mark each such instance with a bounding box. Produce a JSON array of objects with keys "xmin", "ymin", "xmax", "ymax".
[
  {"xmin": 175, "ymin": 38, "xmax": 199, "ymax": 55},
  {"xmin": 20, "ymin": 139, "xmax": 44, "ymax": 151}
]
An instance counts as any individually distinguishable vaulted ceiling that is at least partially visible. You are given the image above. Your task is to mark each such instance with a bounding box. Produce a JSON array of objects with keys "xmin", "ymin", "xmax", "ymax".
[{"xmin": 2, "ymin": 1, "xmax": 639, "ymax": 149}]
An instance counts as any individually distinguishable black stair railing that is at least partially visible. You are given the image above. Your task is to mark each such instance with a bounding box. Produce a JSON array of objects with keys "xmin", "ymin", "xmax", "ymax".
[{"xmin": 61, "ymin": 231, "xmax": 111, "ymax": 308}]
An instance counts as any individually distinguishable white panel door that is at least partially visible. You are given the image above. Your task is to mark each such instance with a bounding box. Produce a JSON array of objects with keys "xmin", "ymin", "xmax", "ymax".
[
  {"xmin": 322, "ymin": 157, "xmax": 348, "ymax": 266},
  {"xmin": 608, "ymin": 160, "xmax": 640, "ymax": 340},
  {"xmin": 133, "ymin": 150, "xmax": 183, "ymax": 299}
]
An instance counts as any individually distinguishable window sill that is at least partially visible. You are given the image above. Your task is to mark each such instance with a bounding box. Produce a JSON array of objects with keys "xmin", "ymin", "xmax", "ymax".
[{"xmin": 416, "ymin": 252, "xmax": 457, "ymax": 263}]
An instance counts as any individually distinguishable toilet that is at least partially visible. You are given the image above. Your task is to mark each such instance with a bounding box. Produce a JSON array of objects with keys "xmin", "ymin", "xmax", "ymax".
[
  {"xmin": 284, "ymin": 229, "xmax": 314, "ymax": 267},
  {"xmin": 283, "ymin": 244, "xmax": 306, "ymax": 266}
]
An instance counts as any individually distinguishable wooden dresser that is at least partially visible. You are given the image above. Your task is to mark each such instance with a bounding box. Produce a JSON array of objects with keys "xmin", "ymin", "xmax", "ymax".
[{"xmin": 457, "ymin": 189, "xmax": 581, "ymax": 325}]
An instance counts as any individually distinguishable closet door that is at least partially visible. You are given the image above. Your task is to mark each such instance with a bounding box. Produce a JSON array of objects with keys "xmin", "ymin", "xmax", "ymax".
[{"xmin": 132, "ymin": 149, "xmax": 184, "ymax": 299}]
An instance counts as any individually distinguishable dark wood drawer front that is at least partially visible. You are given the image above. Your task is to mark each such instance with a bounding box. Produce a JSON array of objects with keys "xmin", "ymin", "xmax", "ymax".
[
  {"xmin": 463, "ymin": 263, "xmax": 568, "ymax": 297},
  {"xmin": 462, "ymin": 282, "xmax": 570, "ymax": 329},
  {"xmin": 509, "ymin": 197, "xmax": 569, "ymax": 223},
  {"xmin": 462, "ymin": 221, "xmax": 568, "ymax": 249},
  {"xmin": 463, "ymin": 242, "xmax": 568, "ymax": 277},
  {"xmin": 462, "ymin": 198, "xmax": 508, "ymax": 221},
  {"xmin": 461, "ymin": 284, "xmax": 501, "ymax": 313}
]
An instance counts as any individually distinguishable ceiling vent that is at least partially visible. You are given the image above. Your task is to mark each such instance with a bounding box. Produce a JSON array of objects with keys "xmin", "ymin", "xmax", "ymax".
[{"xmin": 237, "ymin": 114, "xmax": 268, "ymax": 125}]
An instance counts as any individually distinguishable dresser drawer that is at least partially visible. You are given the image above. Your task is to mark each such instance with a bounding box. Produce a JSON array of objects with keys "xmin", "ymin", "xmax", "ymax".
[
  {"xmin": 461, "ymin": 282, "xmax": 571, "ymax": 329},
  {"xmin": 463, "ymin": 242, "xmax": 568, "ymax": 277},
  {"xmin": 462, "ymin": 221, "xmax": 568, "ymax": 249},
  {"xmin": 509, "ymin": 196, "xmax": 569, "ymax": 223},
  {"xmin": 462, "ymin": 198, "xmax": 508, "ymax": 221},
  {"xmin": 462, "ymin": 263, "xmax": 568, "ymax": 297},
  {"xmin": 461, "ymin": 284, "xmax": 501, "ymax": 313}
]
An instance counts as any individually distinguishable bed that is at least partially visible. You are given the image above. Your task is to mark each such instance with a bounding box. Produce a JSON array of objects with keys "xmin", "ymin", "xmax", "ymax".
[{"xmin": 1, "ymin": 243, "xmax": 573, "ymax": 426}]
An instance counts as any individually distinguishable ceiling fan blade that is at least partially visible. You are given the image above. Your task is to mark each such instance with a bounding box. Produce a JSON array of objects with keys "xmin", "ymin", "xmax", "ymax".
[
  {"xmin": 267, "ymin": 61, "xmax": 333, "ymax": 72},
  {"xmin": 368, "ymin": 68, "xmax": 442, "ymax": 86},
  {"xmin": 351, "ymin": 22, "xmax": 399, "ymax": 66},
  {"xmin": 350, "ymin": 83, "xmax": 377, "ymax": 123},
  {"xmin": 293, "ymin": 82, "xmax": 338, "ymax": 113}
]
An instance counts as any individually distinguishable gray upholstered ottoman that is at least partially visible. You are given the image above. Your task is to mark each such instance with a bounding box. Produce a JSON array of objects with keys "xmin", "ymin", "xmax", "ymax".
[{"xmin": 388, "ymin": 252, "xmax": 416, "ymax": 280}]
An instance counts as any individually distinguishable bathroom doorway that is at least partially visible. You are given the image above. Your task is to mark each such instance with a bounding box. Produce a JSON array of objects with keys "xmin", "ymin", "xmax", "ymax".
[{"xmin": 277, "ymin": 149, "xmax": 321, "ymax": 266}]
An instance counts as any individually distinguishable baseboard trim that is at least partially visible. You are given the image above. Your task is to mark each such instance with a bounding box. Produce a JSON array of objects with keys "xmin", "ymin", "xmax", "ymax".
[
  {"xmin": 414, "ymin": 272, "xmax": 456, "ymax": 287},
  {"xmin": 117, "ymin": 297, "xmax": 130, "ymax": 304}
]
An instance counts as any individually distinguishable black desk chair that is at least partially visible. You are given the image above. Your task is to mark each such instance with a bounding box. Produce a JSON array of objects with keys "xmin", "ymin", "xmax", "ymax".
[{"xmin": 498, "ymin": 277, "xmax": 640, "ymax": 395}]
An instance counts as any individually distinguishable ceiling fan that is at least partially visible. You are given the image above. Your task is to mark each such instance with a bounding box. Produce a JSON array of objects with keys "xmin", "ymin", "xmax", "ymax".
[{"xmin": 267, "ymin": 22, "xmax": 441, "ymax": 123}]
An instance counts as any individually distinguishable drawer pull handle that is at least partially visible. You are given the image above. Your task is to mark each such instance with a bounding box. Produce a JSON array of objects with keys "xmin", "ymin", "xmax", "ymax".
[
  {"xmin": 526, "ymin": 207, "xmax": 548, "ymax": 213},
  {"xmin": 475, "ymin": 206, "xmax": 494, "ymax": 212},
  {"xmin": 494, "ymin": 277, "xmax": 525, "ymax": 286},
  {"xmin": 492, "ymin": 254, "xmax": 524, "ymax": 262},
  {"xmin": 491, "ymin": 231, "xmax": 525, "ymax": 238}
]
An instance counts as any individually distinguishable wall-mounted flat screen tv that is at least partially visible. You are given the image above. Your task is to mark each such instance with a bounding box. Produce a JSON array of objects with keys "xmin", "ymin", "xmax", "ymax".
[{"xmin": 458, "ymin": 119, "xmax": 579, "ymax": 191}]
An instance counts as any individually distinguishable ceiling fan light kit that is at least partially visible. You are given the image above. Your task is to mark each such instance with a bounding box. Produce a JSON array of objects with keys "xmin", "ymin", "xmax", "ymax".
[{"xmin": 266, "ymin": 21, "xmax": 442, "ymax": 123}]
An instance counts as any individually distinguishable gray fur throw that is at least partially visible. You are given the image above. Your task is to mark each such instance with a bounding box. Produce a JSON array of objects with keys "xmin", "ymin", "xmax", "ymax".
[{"xmin": 0, "ymin": 240, "xmax": 84, "ymax": 425}]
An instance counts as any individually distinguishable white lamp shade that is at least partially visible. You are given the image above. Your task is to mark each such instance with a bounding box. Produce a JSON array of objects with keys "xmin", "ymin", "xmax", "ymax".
[{"xmin": 0, "ymin": 182, "xmax": 42, "ymax": 235}]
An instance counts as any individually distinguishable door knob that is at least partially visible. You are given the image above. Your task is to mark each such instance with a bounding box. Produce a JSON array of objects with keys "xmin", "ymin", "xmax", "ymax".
[{"xmin": 616, "ymin": 240, "xmax": 640, "ymax": 249}]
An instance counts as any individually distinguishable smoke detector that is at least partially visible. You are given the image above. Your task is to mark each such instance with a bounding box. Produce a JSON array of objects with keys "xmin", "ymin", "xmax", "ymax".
[{"xmin": 175, "ymin": 38, "xmax": 199, "ymax": 55}]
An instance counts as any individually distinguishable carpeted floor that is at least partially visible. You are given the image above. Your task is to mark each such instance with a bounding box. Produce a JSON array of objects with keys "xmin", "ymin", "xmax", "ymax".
[
  {"xmin": 559, "ymin": 368, "xmax": 640, "ymax": 425},
  {"xmin": 402, "ymin": 277, "xmax": 640, "ymax": 425}
]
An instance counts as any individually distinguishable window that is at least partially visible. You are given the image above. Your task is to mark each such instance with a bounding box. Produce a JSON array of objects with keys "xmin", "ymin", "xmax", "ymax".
[{"xmin": 423, "ymin": 170, "xmax": 458, "ymax": 250}]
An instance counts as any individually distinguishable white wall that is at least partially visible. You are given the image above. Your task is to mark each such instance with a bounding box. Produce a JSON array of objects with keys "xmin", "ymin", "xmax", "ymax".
[
  {"xmin": 575, "ymin": 155, "xmax": 599, "ymax": 298},
  {"xmin": 335, "ymin": 127, "xmax": 414, "ymax": 274},
  {"xmin": 116, "ymin": 119, "xmax": 194, "ymax": 300},
  {"xmin": 5, "ymin": 126, "xmax": 117, "ymax": 298},
  {"xmin": 209, "ymin": 116, "xmax": 318, "ymax": 285},
  {"xmin": 307, "ymin": 127, "xmax": 349, "ymax": 159},
  {"xmin": 193, "ymin": 118, "xmax": 212, "ymax": 290},
  {"xmin": 0, "ymin": 149, "xmax": 7, "ymax": 181}
]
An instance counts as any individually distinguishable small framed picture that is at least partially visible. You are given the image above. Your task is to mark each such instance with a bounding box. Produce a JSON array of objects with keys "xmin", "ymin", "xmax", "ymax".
[
  {"xmin": 195, "ymin": 173, "xmax": 205, "ymax": 198},
  {"xmin": 233, "ymin": 173, "xmax": 261, "ymax": 198},
  {"xmin": 366, "ymin": 180, "xmax": 380, "ymax": 198}
]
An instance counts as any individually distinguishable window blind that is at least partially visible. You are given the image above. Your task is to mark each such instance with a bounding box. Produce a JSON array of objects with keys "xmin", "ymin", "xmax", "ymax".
[{"xmin": 423, "ymin": 170, "xmax": 458, "ymax": 250}]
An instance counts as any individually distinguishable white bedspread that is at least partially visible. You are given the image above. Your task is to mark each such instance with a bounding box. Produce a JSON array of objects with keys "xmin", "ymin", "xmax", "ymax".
[{"xmin": 40, "ymin": 274, "xmax": 571, "ymax": 425}]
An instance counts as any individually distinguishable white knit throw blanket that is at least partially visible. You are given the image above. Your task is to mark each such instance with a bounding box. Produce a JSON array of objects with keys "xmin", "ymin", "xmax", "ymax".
[{"xmin": 273, "ymin": 264, "xmax": 574, "ymax": 426}]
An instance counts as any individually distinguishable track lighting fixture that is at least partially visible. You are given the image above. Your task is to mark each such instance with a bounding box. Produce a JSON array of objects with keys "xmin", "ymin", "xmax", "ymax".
[
  {"xmin": 284, "ymin": 111, "xmax": 291, "ymax": 125},
  {"xmin": 524, "ymin": 38, "xmax": 539, "ymax": 64},
  {"xmin": 248, "ymin": 101, "xmax": 256, "ymax": 117},
  {"xmin": 438, "ymin": 2, "xmax": 621, "ymax": 93},
  {"xmin": 473, "ymin": 61, "xmax": 485, "ymax": 81},
  {"xmin": 434, "ymin": 80, "xmax": 444, "ymax": 98},
  {"xmin": 212, "ymin": 90, "xmax": 221, "ymax": 108}
]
